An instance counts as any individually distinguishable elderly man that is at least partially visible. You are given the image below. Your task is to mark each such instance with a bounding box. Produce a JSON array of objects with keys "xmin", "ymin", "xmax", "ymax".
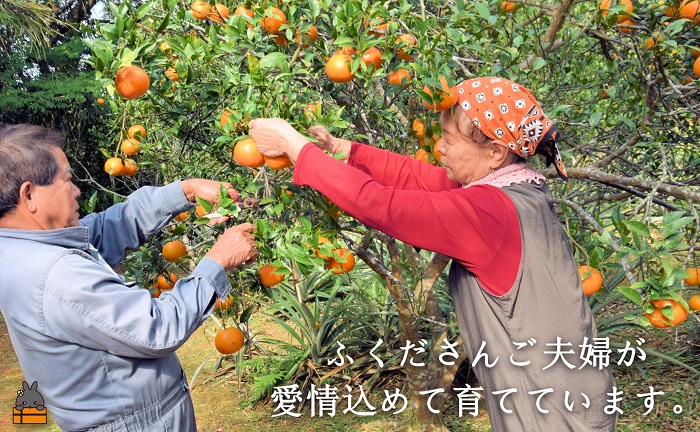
[{"xmin": 0, "ymin": 124, "xmax": 257, "ymax": 431}]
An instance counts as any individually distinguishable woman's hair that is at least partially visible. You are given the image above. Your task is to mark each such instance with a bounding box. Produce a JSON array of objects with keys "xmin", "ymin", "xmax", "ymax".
[
  {"xmin": 440, "ymin": 108, "xmax": 524, "ymax": 164},
  {"xmin": 441, "ymin": 108, "xmax": 492, "ymax": 148},
  {"xmin": 0, "ymin": 124, "xmax": 65, "ymax": 218}
]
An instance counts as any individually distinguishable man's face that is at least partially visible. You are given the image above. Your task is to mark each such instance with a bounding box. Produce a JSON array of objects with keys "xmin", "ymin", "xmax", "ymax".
[{"xmin": 33, "ymin": 147, "xmax": 81, "ymax": 229}]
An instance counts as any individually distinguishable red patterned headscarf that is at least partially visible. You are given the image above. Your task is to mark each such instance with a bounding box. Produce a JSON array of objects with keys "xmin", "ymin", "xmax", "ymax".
[{"xmin": 452, "ymin": 77, "xmax": 568, "ymax": 180}]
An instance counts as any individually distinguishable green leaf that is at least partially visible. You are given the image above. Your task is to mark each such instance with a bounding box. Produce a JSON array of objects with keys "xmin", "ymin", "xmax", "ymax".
[
  {"xmin": 623, "ymin": 220, "xmax": 650, "ymax": 238},
  {"xmin": 661, "ymin": 216, "xmax": 694, "ymax": 239},
  {"xmin": 619, "ymin": 287, "xmax": 642, "ymax": 306},
  {"xmin": 209, "ymin": 25, "xmax": 219, "ymax": 47},
  {"xmin": 136, "ymin": 2, "xmax": 154, "ymax": 19},
  {"xmin": 611, "ymin": 206, "xmax": 629, "ymax": 236},
  {"xmin": 156, "ymin": 13, "xmax": 171, "ymax": 33},
  {"xmin": 196, "ymin": 197, "xmax": 213, "ymax": 213},
  {"xmin": 309, "ymin": 0, "xmax": 321, "ymax": 18},
  {"xmin": 240, "ymin": 305, "xmax": 255, "ymax": 324},
  {"xmin": 84, "ymin": 191, "xmax": 98, "ymax": 214},
  {"xmin": 117, "ymin": 49, "xmax": 138, "ymax": 68},
  {"xmin": 247, "ymin": 53, "xmax": 262, "ymax": 82},
  {"xmin": 618, "ymin": 116, "xmax": 635, "ymax": 129},
  {"xmin": 333, "ymin": 36, "xmax": 355, "ymax": 47},
  {"xmin": 589, "ymin": 111, "xmax": 602, "ymax": 126},
  {"xmin": 474, "ymin": 1, "xmax": 491, "ymax": 20},
  {"xmin": 531, "ymin": 57, "xmax": 546, "ymax": 71}
]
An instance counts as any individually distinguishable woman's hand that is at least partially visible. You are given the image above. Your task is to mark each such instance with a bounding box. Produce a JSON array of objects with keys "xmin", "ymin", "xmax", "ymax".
[
  {"xmin": 249, "ymin": 118, "xmax": 309, "ymax": 163},
  {"xmin": 308, "ymin": 125, "xmax": 352, "ymax": 163}
]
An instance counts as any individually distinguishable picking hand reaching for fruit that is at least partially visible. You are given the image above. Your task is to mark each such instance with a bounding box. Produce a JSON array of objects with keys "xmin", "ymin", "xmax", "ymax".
[{"xmin": 248, "ymin": 118, "xmax": 309, "ymax": 164}]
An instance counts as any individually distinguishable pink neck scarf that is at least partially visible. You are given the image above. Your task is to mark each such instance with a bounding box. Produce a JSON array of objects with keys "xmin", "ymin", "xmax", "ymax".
[{"xmin": 463, "ymin": 162, "xmax": 545, "ymax": 189}]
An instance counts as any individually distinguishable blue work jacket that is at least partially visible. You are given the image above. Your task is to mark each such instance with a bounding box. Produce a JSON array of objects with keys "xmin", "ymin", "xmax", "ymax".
[{"xmin": 0, "ymin": 181, "xmax": 231, "ymax": 430}]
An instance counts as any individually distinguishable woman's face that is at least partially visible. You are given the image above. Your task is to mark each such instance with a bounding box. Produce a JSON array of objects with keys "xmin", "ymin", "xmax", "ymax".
[{"xmin": 436, "ymin": 113, "xmax": 494, "ymax": 185}]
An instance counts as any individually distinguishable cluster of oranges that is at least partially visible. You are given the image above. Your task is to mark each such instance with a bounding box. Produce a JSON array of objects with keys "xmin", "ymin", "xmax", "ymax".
[
  {"xmin": 313, "ymin": 236, "xmax": 356, "ymax": 275},
  {"xmin": 191, "ymin": 1, "xmax": 230, "ymax": 23},
  {"xmin": 232, "ymin": 137, "xmax": 293, "ymax": 170},
  {"xmin": 323, "ymin": 29, "xmax": 417, "ymax": 85},
  {"xmin": 411, "ymin": 118, "xmax": 443, "ymax": 165},
  {"xmin": 256, "ymin": 236, "xmax": 357, "ymax": 288},
  {"xmin": 148, "ymin": 240, "xmax": 188, "ymax": 298},
  {"xmin": 599, "ymin": 0, "xmax": 700, "ymax": 78},
  {"xmin": 579, "ymin": 264, "xmax": 700, "ymax": 328},
  {"xmin": 104, "ymin": 124, "xmax": 147, "ymax": 176}
]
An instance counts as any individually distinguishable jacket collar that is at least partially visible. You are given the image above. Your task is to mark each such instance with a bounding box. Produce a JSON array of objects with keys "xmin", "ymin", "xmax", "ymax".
[{"xmin": 0, "ymin": 225, "xmax": 92, "ymax": 252}]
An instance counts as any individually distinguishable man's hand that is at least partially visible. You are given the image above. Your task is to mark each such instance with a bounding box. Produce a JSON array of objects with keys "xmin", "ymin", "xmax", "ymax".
[
  {"xmin": 181, "ymin": 179, "xmax": 239, "ymax": 204},
  {"xmin": 205, "ymin": 223, "xmax": 258, "ymax": 270}
]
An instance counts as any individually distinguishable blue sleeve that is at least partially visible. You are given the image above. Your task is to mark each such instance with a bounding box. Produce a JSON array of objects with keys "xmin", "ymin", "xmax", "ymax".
[
  {"xmin": 79, "ymin": 181, "xmax": 193, "ymax": 266},
  {"xmin": 42, "ymin": 254, "xmax": 230, "ymax": 358}
]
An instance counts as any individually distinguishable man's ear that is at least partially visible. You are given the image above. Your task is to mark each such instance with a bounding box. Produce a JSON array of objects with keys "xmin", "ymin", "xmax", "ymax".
[{"xmin": 17, "ymin": 182, "xmax": 38, "ymax": 213}]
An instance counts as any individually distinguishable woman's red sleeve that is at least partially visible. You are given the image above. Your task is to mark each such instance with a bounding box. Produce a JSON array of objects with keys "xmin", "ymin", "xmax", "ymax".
[
  {"xmin": 293, "ymin": 144, "xmax": 522, "ymax": 296},
  {"xmin": 348, "ymin": 142, "xmax": 459, "ymax": 191}
]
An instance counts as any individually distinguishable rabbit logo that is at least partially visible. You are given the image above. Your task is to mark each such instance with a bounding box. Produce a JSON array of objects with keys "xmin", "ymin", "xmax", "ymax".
[{"xmin": 13, "ymin": 381, "xmax": 47, "ymax": 424}]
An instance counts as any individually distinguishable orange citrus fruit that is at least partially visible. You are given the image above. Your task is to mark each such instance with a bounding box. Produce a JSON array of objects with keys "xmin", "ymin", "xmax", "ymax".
[
  {"xmin": 122, "ymin": 158, "xmax": 138, "ymax": 176},
  {"xmin": 162, "ymin": 240, "xmax": 187, "ymax": 262},
  {"xmin": 259, "ymin": 264, "xmax": 284, "ymax": 287},
  {"xmin": 311, "ymin": 235, "xmax": 333, "ymax": 260},
  {"xmin": 211, "ymin": 3, "xmax": 230, "ymax": 23},
  {"xmin": 215, "ymin": 327, "xmax": 245, "ymax": 354},
  {"xmin": 195, "ymin": 205, "xmax": 207, "ymax": 218},
  {"xmin": 296, "ymin": 25, "xmax": 318, "ymax": 47},
  {"xmin": 600, "ymin": 0, "xmax": 634, "ymax": 23},
  {"xmin": 214, "ymin": 294, "xmax": 235, "ymax": 311},
  {"xmin": 388, "ymin": 68, "xmax": 411, "ymax": 87},
  {"xmin": 234, "ymin": 5, "xmax": 254, "ymax": 17},
  {"xmin": 115, "ymin": 66, "xmax": 150, "ymax": 99},
  {"xmin": 156, "ymin": 273, "xmax": 177, "ymax": 290},
  {"xmin": 360, "ymin": 46, "xmax": 382, "ymax": 70},
  {"xmin": 689, "ymin": 295, "xmax": 700, "ymax": 311},
  {"xmin": 578, "ymin": 265, "xmax": 603, "ymax": 296},
  {"xmin": 680, "ymin": 0, "xmax": 700, "ymax": 24},
  {"xmin": 264, "ymin": 155, "xmax": 293, "ymax": 170},
  {"xmin": 104, "ymin": 157, "xmax": 124, "ymax": 176},
  {"xmin": 501, "ymin": 1, "xmax": 515, "ymax": 12},
  {"xmin": 191, "ymin": 1, "xmax": 211, "ymax": 20},
  {"xmin": 415, "ymin": 148, "xmax": 430, "ymax": 163},
  {"xmin": 128, "ymin": 124, "xmax": 146, "ymax": 140},
  {"xmin": 412, "ymin": 118, "xmax": 426, "ymax": 138},
  {"xmin": 165, "ymin": 67, "xmax": 179, "ymax": 82},
  {"xmin": 326, "ymin": 248, "xmax": 356, "ymax": 274},
  {"xmin": 423, "ymin": 77, "xmax": 458, "ymax": 111},
  {"xmin": 325, "ymin": 53, "xmax": 354, "ymax": 83},
  {"xmin": 121, "ymin": 138, "xmax": 141, "ymax": 156},
  {"xmin": 648, "ymin": 299, "xmax": 688, "ymax": 327},
  {"xmin": 395, "ymin": 34, "xmax": 417, "ymax": 61},
  {"xmin": 685, "ymin": 268, "xmax": 700, "ymax": 286},
  {"xmin": 261, "ymin": 7, "xmax": 287, "ymax": 34},
  {"xmin": 233, "ymin": 137, "xmax": 265, "ymax": 168}
]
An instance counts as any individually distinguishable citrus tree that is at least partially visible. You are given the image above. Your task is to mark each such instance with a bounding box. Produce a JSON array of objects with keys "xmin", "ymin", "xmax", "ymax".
[{"xmin": 84, "ymin": 0, "xmax": 699, "ymax": 429}]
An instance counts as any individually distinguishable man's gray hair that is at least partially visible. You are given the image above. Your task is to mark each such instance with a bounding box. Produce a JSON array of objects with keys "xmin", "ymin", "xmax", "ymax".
[{"xmin": 0, "ymin": 124, "xmax": 66, "ymax": 218}]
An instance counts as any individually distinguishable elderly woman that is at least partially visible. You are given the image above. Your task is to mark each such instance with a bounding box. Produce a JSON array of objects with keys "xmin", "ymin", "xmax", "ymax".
[{"xmin": 249, "ymin": 77, "xmax": 616, "ymax": 431}]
